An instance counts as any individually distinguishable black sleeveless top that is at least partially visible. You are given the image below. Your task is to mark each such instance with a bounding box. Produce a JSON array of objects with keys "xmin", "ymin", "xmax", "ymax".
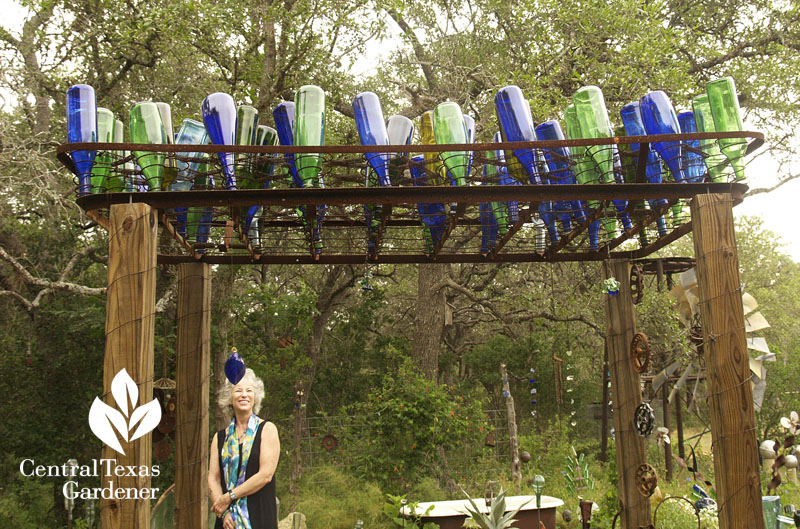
[{"xmin": 215, "ymin": 421, "xmax": 278, "ymax": 529}]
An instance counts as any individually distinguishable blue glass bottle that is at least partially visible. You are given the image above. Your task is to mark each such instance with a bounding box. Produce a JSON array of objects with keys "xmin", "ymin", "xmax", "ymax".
[
  {"xmin": 201, "ymin": 92, "xmax": 237, "ymax": 189},
  {"xmin": 639, "ymin": 91, "xmax": 686, "ymax": 183},
  {"xmin": 534, "ymin": 120, "xmax": 589, "ymax": 232},
  {"xmin": 273, "ymin": 101, "xmax": 301, "ymax": 188},
  {"xmin": 67, "ymin": 84, "xmax": 98, "ymax": 195},
  {"xmin": 677, "ymin": 112, "xmax": 705, "ymax": 183},
  {"xmin": 409, "ymin": 155, "xmax": 446, "ymax": 254},
  {"xmin": 353, "ymin": 91, "xmax": 390, "ymax": 186},
  {"xmin": 620, "ymin": 102, "xmax": 668, "ymax": 237},
  {"xmin": 494, "ymin": 86, "xmax": 540, "ymax": 184}
]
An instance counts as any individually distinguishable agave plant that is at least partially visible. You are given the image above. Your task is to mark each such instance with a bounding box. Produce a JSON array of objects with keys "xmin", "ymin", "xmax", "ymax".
[{"xmin": 462, "ymin": 487, "xmax": 529, "ymax": 529}]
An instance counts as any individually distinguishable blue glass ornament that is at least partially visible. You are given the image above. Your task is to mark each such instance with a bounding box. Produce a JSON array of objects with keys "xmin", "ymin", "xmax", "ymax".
[
  {"xmin": 353, "ymin": 92, "xmax": 390, "ymax": 186},
  {"xmin": 67, "ymin": 84, "xmax": 98, "ymax": 195},
  {"xmin": 639, "ymin": 91, "xmax": 686, "ymax": 183},
  {"xmin": 677, "ymin": 112, "xmax": 705, "ymax": 183},
  {"xmin": 620, "ymin": 102, "xmax": 668, "ymax": 237},
  {"xmin": 273, "ymin": 101, "xmax": 301, "ymax": 188},
  {"xmin": 224, "ymin": 349, "xmax": 246, "ymax": 385},
  {"xmin": 201, "ymin": 92, "xmax": 237, "ymax": 189},
  {"xmin": 535, "ymin": 120, "xmax": 589, "ymax": 230}
]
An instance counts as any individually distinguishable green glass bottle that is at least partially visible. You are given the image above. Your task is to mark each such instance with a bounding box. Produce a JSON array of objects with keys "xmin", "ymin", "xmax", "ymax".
[
  {"xmin": 155, "ymin": 102, "xmax": 177, "ymax": 190},
  {"xmin": 432, "ymin": 102, "xmax": 469, "ymax": 186},
  {"xmin": 706, "ymin": 77, "xmax": 746, "ymax": 181},
  {"xmin": 236, "ymin": 105, "xmax": 259, "ymax": 188},
  {"xmin": 573, "ymin": 86, "xmax": 614, "ymax": 183},
  {"xmin": 106, "ymin": 118, "xmax": 125, "ymax": 192},
  {"xmin": 419, "ymin": 111, "xmax": 445, "ymax": 185},
  {"xmin": 294, "ymin": 85, "xmax": 324, "ymax": 188},
  {"xmin": 692, "ymin": 94, "xmax": 727, "ymax": 182},
  {"xmin": 91, "ymin": 108, "xmax": 115, "ymax": 193},
  {"xmin": 129, "ymin": 101, "xmax": 166, "ymax": 190},
  {"xmin": 565, "ymin": 103, "xmax": 614, "ymax": 242},
  {"xmin": 484, "ymin": 148, "xmax": 509, "ymax": 237}
]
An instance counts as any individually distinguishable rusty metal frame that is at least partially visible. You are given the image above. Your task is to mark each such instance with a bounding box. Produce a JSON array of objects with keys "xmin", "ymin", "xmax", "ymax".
[{"xmin": 58, "ymin": 132, "xmax": 762, "ymax": 265}]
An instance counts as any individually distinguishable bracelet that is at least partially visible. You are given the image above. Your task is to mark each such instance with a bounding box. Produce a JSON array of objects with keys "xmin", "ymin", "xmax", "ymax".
[{"xmin": 229, "ymin": 489, "xmax": 237, "ymax": 501}]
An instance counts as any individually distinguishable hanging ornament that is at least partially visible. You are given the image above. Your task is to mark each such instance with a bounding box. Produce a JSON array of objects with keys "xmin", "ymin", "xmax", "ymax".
[
  {"xmin": 224, "ymin": 347, "xmax": 246, "ymax": 384},
  {"xmin": 602, "ymin": 277, "xmax": 621, "ymax": 295},
  {"xmin": 529, "ymin": 367, "xmax": 538, "ymax": 418},
  {"xmin": 634, "ymin": 403, "xmax": 656, "ymax": 436}
]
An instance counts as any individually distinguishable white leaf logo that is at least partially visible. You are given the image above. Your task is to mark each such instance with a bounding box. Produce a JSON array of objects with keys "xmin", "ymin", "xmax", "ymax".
[{"xmin": 88, "ymin": 369, "xmax": 162, "ymax": 455}]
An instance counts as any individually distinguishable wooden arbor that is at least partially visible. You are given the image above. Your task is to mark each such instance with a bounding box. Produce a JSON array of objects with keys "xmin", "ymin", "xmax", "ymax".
[{"xmin": 60, "ymin": 133, "xmax": 765, "ymax": 529}]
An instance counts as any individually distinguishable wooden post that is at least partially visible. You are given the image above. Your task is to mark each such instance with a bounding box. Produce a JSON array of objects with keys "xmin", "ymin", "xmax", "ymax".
[
  {"xmin": 600, "ymin": 341, "xmax": 610, "ymax": 463},
  {"xmin": 676, "ymin": 388, "xmax": 685, "ymax": 460},
  {"xmin": 691, "ymin": 194, "xmax": 763, "ymax": 529},
  {"xmin": 604, "ymin": 260, "xmax": 650, "ymax": 529},
  {"xmin": 500, "ymin": 363, "xmax": 522, "ymax": 490},
  {"xmin": 101, "ymin": 203, "xmax": 157, "ymax": 529},
  {"xmin": 175, "ymin": 263, "xmax": 211, "ymax": 529}
]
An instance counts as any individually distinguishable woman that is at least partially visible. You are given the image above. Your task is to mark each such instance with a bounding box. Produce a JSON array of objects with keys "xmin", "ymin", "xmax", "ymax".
[{"xmin": 209, "ymin": 368, "xmax": 280, "ymax": 529}]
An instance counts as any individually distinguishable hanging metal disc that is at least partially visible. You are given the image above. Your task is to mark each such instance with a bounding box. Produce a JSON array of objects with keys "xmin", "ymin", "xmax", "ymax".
[
  {"xmin": 635, "ymin": 464, "xmax": 658, "ymax": 497},
  {"xmin": 634, "ymin": 403, "xmax": 655, "ymax": 436}
]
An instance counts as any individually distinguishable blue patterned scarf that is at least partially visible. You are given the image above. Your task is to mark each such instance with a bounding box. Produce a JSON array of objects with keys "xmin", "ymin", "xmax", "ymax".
[{"xmin": 222, "ymin": 414, "xmax": 263, "ymax": 529}]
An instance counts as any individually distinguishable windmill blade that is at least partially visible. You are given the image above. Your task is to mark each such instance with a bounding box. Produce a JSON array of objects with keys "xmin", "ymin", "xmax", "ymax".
[
  {"xmin": 747, "ymin": 337, "xmax": 771, "ymax": 354},
  {"xmin": 745, "ymin": 311, "xmax": 770, "ymax": 333},
  {"xmin": 741, "ymin": 292, "xmax": 758, "ymax": 316},
  {"xmin": 670, "ymin": 282, "xmax": 693, "ymax": 326},
  {"xmin": 679, "ymin": 268, "xmax": 699, "ymax": 316},
  {"xmin": 751, "ymin": 367, "xmax": 767, "ymax": 412},
  {"xmin": 669, "ymin": 362, "xmax": 694, "ymax": 403},
  {"xmin": 652, "ymin": 361, "xmax": 682, "ymax": 393}
]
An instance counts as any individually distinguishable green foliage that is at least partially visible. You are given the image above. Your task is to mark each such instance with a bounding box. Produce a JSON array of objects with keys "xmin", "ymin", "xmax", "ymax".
[
  {"xmin": 462, "ymin": 487, "xmax": 529, "ymax": 529},
  {"xmin": 383, "ymin": 494, "xmax": 437, "ymax": 529},
  {"xmin": 351, "ymin": 359, "xmax": 487, "ymax": 488},
  {"xmin": 0, "ymin": 454, "xmax": 57, "ymax": 528},
  {"xmin": 291, "ymin": 465, "xmax": 386, "ymax": 529}
]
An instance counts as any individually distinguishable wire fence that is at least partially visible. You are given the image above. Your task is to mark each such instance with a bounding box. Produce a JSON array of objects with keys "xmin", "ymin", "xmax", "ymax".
[{"xmin": 278, "ymin": 410, "xmax": 511, "ymax": 485}]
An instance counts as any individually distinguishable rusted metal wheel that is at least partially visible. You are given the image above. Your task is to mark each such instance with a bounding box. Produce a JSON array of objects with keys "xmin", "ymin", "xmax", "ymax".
[
  {"xmin": 635, "ymin": 464, "xmax": 658, "ymax": 497},
  {"xmin": 630, "ymin": 332, "xmax": 651, "ymax": 373}
]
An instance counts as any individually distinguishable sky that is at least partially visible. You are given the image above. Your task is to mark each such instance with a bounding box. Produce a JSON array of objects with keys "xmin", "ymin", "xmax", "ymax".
[{"xmin": 3, "ymin": 2, "xmax": 799, "ymax": 261}]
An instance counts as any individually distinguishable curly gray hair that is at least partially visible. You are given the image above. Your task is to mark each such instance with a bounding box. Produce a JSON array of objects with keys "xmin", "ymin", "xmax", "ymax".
[{"xmin": 217, "ymin": 368, "xmax": 265, "ymax": 417}]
